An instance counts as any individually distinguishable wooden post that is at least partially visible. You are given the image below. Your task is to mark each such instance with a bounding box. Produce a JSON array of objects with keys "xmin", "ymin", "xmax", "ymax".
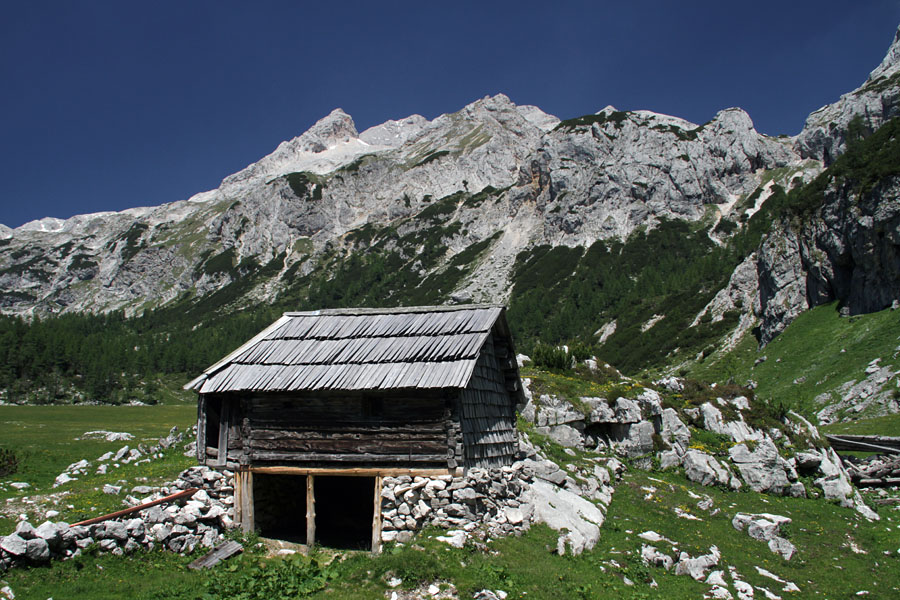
[
  {"xmin": 306, "ymin": 475, "xmax": 316, "ymax": 547},
  {"xmin": 233, "ymin": 467, "xmax": 242, "ymax": 529},
  {"xmin": 196, "ymin": 395, "xmax": 206, "ymax": 463},
  {"xmin": 238, "ymin": 469, "xmax": 254, "ymax": 533},
  {"xmin": 371, "ymin": 475, "xmax": 383, "ymax": 553}
]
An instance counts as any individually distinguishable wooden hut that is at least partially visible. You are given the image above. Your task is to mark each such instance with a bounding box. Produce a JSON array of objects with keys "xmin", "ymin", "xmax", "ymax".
[{"xmin": 184, "ymin": 305, "xmax": 523, "ymax": 550}]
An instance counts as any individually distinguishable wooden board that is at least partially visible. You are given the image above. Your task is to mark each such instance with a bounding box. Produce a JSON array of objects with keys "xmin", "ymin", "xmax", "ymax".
[
  {"xmin": 188, "ymin": 540, "xmax": 243, "ymax": 570},
  {"xmin": 73, "ymin": 488, "xmax": 198, "ymax": 527},
  {"xmin": 249, "ymin": 466, "xmax": 452, "ymax": 477},
  {"xmin": 248, "ymin": 450, "xmax": 447, "ymax": 463}
]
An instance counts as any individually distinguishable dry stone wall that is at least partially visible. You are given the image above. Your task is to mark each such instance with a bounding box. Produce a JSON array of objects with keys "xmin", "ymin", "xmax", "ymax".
[{"xmin": 0, "ymin": 466, "xmax": 232, "ymax": 572}]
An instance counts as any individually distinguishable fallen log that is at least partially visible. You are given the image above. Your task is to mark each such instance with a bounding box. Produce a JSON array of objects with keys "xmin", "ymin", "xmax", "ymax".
[
  {"xmin": 856, "ymin": 477, "xmax": 900, "ymax": 488},
  {"xmin": 73, "ymin": 487, "xmax": 198, "ymax": 527},
  {"xmin": 826, "ymin": 435, "xmax": 900, "ymax": 455}
]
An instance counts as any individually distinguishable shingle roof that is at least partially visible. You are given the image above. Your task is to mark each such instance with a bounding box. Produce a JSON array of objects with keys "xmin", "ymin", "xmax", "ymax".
[{"xmin": 186, "ymin": 305, "xmax": 511, "ymax": 394}]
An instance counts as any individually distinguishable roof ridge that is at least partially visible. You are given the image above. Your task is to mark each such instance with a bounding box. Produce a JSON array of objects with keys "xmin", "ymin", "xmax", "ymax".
[
  {"xmin": 282, "ymin": 304, "xmax": 504, "ymax": 317},
  {"xmin": 269, "ymin": 330, "xmax": 491, "ymax": 340}
]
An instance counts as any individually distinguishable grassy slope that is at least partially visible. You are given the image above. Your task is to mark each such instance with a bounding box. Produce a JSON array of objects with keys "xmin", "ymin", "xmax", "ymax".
[{"xmin": 690, "ymin": 301, "xmax": 900, "ymax": 420}]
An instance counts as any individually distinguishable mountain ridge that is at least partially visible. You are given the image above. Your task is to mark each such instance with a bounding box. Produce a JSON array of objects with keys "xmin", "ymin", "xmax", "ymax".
[{"xmin": 1, "ymin": 26, "xmax": 899, "ymax": 385}]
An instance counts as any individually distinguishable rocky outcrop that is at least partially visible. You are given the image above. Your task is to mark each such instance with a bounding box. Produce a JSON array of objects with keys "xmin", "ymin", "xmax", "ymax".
[
  {"xmin": 732, "ymin": 513, "xmax": 796, "ymax": 560},
  {"xmin": 523, "ymin": 389, "xmax": 663, "ymax": 458},
  {"xmin": 756, "ymin": 175, "xmax": 900, "ymax": 343},
  {"xmin": 795, "ymin": 26, "xmax": 900, "ymax": 164},
  {"xmin": 379, "ymin": 446, "xmax": 616, "ymax": 556},
  {"xmin": 816, "ymin": 358, "xmax": 900, "ymax": 423},
  {"xmin": 511, "ymin": 107, "xmax": 794, "ymax": 245}
]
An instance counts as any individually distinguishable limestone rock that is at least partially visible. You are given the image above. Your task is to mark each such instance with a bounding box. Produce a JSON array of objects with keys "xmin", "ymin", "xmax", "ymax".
[
  {"xmin": 673, "ymin": 546, "xmax": 720, "ymax": 581},
  {"xmin": 24, "ymin": 538, "xmax": 50, "ymax": 562},
  {"xmin": 526, "ymin": 479, "xmax": 605, "ymax": 555},
  {"xmin": 0, "ymin": 534, "xmax": 27, "ymax": 557},
  {"xmin": 682, "ymin": 450, "xmax": 730, "ymax": 487},
  {"xmin": 660, "ymin": 409, "xmax": 690, "ymax": 455},
  {"xmin": 728, "ymin": 439, "xmax": 791, "ymax": 495},
  {"xmin": 795, "ymin": 25, "xmax": 900, "ymax": 164},
  {"xmin": 641, "ymin": 544, "xmax": 674, "ymax": 570}
]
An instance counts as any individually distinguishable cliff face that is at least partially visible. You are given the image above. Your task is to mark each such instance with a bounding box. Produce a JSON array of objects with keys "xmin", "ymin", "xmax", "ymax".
[{"xmin": 756, "ymin": 174, "xmax": 900, "ymax": 344}]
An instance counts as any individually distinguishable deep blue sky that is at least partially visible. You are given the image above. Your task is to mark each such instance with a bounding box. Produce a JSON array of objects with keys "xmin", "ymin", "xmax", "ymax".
[{"xmin": 2, "ymin": 1, "xmax": 899, "ymax": 228}]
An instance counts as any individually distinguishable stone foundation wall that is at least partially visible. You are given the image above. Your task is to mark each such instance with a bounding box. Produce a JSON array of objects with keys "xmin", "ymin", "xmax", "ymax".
[{"xmin": 380, "ymin": 464, "xmax": 533, "ymax": 545}]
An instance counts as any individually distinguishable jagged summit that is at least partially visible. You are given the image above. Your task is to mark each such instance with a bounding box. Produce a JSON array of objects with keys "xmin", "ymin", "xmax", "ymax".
[
  {"xmin": 795, "ymin": 24, "xmax": 900, "ymax": 163},
  {"xmin": 868, "ymin": 24, "xmax": 900, "ymax": 82},
  {"xmin": 293, "ymin": 108, "xmax": 360, "ymax": 153},
  {"xmin": 359, "ymin": 114, "xmax": 429, "ymax": 147}
]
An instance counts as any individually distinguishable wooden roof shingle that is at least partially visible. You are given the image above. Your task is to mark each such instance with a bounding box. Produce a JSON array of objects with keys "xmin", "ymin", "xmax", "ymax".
[{"xmin": 185, "ymin": 305, "xmax": 512, "ymax": 394}]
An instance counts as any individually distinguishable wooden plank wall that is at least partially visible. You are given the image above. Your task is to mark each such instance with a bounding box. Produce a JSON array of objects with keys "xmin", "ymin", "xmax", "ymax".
[
  {"xmin": 199, "ymin": 396, "xmax": 244, "ymax": 468},
  {"xmin": 238, "ymin": 391, "xmax": 453, "ymax": 468},
  {"xmin": 458, "ymin": 332, "xmax": 518, "ymax": 468}
]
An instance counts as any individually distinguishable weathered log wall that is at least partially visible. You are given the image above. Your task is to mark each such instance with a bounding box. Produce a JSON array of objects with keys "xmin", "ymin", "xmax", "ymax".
[{"xmin": 199, "ymin": 391, "xmax": 457, "ymax": 469}]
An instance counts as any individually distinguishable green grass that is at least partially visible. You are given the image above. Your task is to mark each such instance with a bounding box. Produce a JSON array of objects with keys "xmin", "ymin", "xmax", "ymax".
[
  {"xmin": 692, "ymin": 302, "xmax": 900, "ymax": 420},
  {"xmin": 521, "ymin": 366, "xmax": 642, "ymax": 413},
  {"xmin": 2, "ymin": 547, "xmax": 209, "ymax": 600},
  {"xmin": 2, "ymin": 397, "xmax": 897, "ymax": 599},
  {"xmin": 7, "ymin": 464, "xmax": 898, "ymax": 599},
  {"xmin": 0, "ymin": 404, "xmax": 196, "ymax": 531},
  {"xmin": 820, "ymin": 412, "xmax": 900, "ymax": 436}
]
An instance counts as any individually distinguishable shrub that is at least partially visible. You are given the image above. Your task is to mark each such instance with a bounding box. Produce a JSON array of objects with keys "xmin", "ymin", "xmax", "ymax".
[
  {"xmin": 531, "ymin": 343, "xmax": 573, "ymax": 370},
  {"xmin": 0, "ymin": 447, "xmax": 17, "ymax": 477}
]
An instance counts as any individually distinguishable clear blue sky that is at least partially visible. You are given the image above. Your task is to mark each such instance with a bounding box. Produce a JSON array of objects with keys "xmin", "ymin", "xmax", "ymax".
[{"xmin": 2, "ymin": 1, "xmax": 899, "ymax": 228}]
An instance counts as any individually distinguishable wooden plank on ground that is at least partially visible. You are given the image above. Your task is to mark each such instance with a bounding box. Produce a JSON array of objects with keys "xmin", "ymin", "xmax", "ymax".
[
  {"xmin": 827, "ymin": 435, "xmax": 900, "ymax": 455},
  {"xmin": 188, "ymin": 540, "xmax": 243, "ymax": 570}
]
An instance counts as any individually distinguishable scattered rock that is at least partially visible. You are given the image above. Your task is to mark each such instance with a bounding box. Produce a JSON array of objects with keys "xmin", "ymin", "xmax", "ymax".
[{"xmin": 674, "ymin": 546, "xmax": 720, "ymax": 581}]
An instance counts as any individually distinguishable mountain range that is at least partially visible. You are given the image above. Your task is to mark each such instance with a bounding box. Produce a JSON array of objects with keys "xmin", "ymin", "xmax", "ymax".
[{"xmin": 2, "ymin": 25, "xmax": 900, "ymax": 380}]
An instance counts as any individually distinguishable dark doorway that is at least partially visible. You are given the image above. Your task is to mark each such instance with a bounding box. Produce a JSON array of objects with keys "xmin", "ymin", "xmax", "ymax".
[
  {"xmin": 314, "ymin": 476, "xmax": 374, "ymax": 550},
  {"xmin": 205, "ymin": 397, "xmax": 222, "ymax": 449},
  {"xmin": 253, "ymin": 474, "xmax": 307, "ymax": 543}
]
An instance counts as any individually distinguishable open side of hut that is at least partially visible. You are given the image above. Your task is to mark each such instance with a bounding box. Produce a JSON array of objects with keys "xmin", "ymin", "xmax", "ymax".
[{"xmin": 184, "ymin": 305, "xmax": 523, "ymax": 551}]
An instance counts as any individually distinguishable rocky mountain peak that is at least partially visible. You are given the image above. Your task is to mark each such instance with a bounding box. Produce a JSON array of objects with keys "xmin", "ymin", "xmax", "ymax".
[
  {"xmin": 294, "ymin": 108, "xmax": 359, "ymax": 153},
  {"xmin": 16, "ymin": 217, "xmax": 67, "ymax": 234},
  {"xmin": 868, "ymin": 24, "xmax": 900, "ymax": 82},
  {"xmin": 795, "ymin": 25, "xmax": 900, "ymax": 163},
  {"xmin": 706, "ymin": 107, "xmax": 756, "ymax": 133}
]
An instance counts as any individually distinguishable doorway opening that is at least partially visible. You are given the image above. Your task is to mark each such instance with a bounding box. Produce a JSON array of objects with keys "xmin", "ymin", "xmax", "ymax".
[
  {"xmin": 252, "ymin": 474, "xmax": 307, "ymax": 543},
  {"xmin": 314, "ymin": 476, "xmax": 375, "ymax": 550}
]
